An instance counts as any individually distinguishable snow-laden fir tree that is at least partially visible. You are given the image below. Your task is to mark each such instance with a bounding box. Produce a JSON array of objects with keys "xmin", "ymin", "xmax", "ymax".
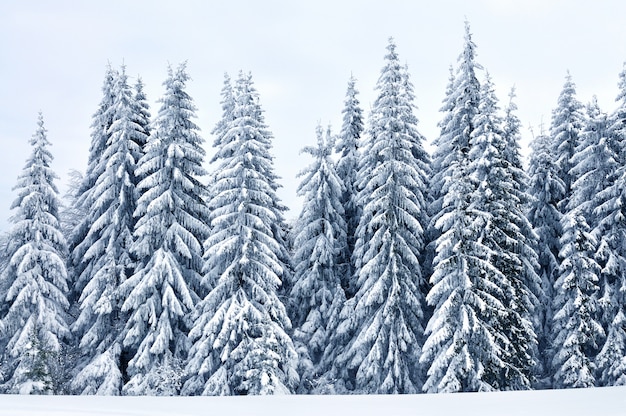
[
  {"xmin": 71, "ymin": 65, "xmax": 148, "ymax": 395},
  {"xmin": 608, "ymin": 62, "xmax": 626, "ymax": 165},
  {"xmin": 593, "ymin": 68, "xmax": 626, "ymax": 386},
  {"xmin": 0, "ymin": 114, "xmax": 70, "ymax": 394},
  {"xmin": 420, "ymin": 153, "xmax": 504, "ymax": 393},
  {"xmin": 288, "ymin": 125, "xmax": 347, "ymax": 393},
  {"xmin": 426, "ymin": 22, "xmax": 482, "ymax": 279},
  {"xmin": 526, "ymin": 130, "xmax": 565, "ymax": 388},
  {"xmin": 119, "ymin": 63, "xmax": 209, "ymax": 395},
  {"xmin": 334, "ymin": 75, "xmax": 363, "ymax": 297},
  {"xmin": 549, "ymin": 72, "xmax": 584, "ymax": 213},
  {"xmin": 400, "ymin": 62, "xmax": 432, "ymax": 263},
  {"xmin": 502, "ymin": 87, "xmax": 530, "ymax": 199},
  {"xmin": 422, "ymin": 65, "xmax": 455, "ymax": 281},
  {"xmin": 421, "ymin": 24, "xmax": 509, "ymax": 393},
  {"xmin": 182, "ymin": 71, "xmax": 297, "ymax": 396},
  {"xmin": 329, "ymin": 38, "xmax": 429, "ymax": 394},
  {"xmin": 596, "ymin": 304, "xmax": 626, "ymax": 386},
  {"xmin": 570, "ymin": 99, "xmax": 621, "ymax": 336},
  {"xmin": 569, "ymin": 98, "xmax": 615, "ymax": 229},
  {"xmin": 70, "ymin": 64, "xmax": 118, "ymax": 300},
  {"xmin": 551, "ymin": 209, "xmax": 604, "ymax": 389},
  {"xmin": 133, "ymin": 77, "xmax": 152, "ymax": 142},
  {"xmin": 211, "ymin": 73, "xmax": 236, "ymax": 151},
  {"xmin": 204, "ymin": 73, "xmax": 236, "ymax": 216},
  {"xmin": 466, "ymin": 74, "xmax": 540, "ymax": 390}
]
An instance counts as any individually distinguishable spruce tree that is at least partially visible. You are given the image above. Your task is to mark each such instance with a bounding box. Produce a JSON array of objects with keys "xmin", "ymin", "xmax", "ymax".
[
  {"xmin": 0, "ymin": 114, "xmax": 70, "ymax": 394},
  {"xmin": 550, "ymin": 72, "xmax": 584, "ymax": 212},
  {"xmin": 421, "ymin": 22, "xmax": 510, "ymax": 394},
  {"xmin": 571, "ymin": 99, "xmax": 620, "ymax": 333},
  {"xmin": 332, "ymin": 38, "xmax": 429, "ymax": 394},
  {"xmin": 289, "ymin": 125, "xmax": 347, "ymax": 393},
  {"xmin": 426, "ymin": 22, "xmax": 481, "ymax": 281},
  {"xmin": 467, "ymin": 74, "xmax": 540, "ymax": 390},
  {"xmin": 205, "ymin": 73, "xmax": 236, "ymax": 215},
  {"xmin": 608, "ymin": 62, "xmax": 626, "ymax": 166},
  {"xmin": 71, "ymin": 65, "xmax": 147, "ymax": 395},
  {"xmin": 182, "ymin": 72, "xmax": 297, "ymax": 396},
  {"xmin": 334, "ymin": 75, "xmax": 363, "ymax": 297},
  {"xmin": 596, "ymin": 308, "xmax": 626, "ymax": 386},
  {"xmin": 552, "ymin": 209, "xmax": 603, "ymax": 388},
  {"xmin": 70, "ymin": 64, "xmax": 118, "ymax": 300},
  {"xmin": 120, "ymin": 63, "xmax": 209, "ymax": 395},
  {"xmin": 593, "ymin": 67, "xmax": 626, "ymax": 386},
  {"xmin": 211, "ymin": 73, "xmax": 236, "ymax": 150},
  {"xmin": 569, "ymin": 98, "xmax": 615, "ymax": 229},
  {"xmin": 423, "ymin": 65, "xmax": 455, "ymax": 281},
  {"xmin": 420, "ymin": 154, "xmax": 504, "ymax": 393},
  {"xmin": 526, "ymin": 130, "xmax": 565, "ymax": 387},
  {"xmin": 132, "ymin": 76, "xmax": 151, "ymax": 150}
]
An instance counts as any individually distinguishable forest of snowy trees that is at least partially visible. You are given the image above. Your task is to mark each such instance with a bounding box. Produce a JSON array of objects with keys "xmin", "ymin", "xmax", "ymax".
[{"xmin": 2, "ymin": 22, "xmax": 626, "ymax": 395}]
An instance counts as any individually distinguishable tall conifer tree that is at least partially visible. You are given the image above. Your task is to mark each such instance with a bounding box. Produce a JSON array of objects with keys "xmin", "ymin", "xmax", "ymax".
[
  {"xmin": 120, "ymin": 63, "xmax": 209, "ymax": 395},
  {"xmin": 70, "ymin": 64, "xmax": 118, "ymax": 300},
  {"xmin": 426, "ymin": 22, "xmax": 481, "ymax": 281},
  {"xmin": 0, "ymin": 114, "xmax": 70, "ymax": 394},
  {"xmin": 552, "ymin": 210, "xmax": 603, "ymax": 388},
  {"xmin": 550, "ymin": 72, "xmax": 584, "ymax": 213},
  {"xmin": 290, "ymin": 125, "xmax": 347, "ymax": 393},
  {"xmin": 593, "ymin": 67, "xmax": 626, "ymax": 386},
  {"xmin": 467, "ymin": 75, "xmax": 540, "ymax": 390},
  {"xmin": 333, "ymin": 38, "xmax": 429, "ymax": 394},
  {"xmin": 183, "ymin": 72, "xmax": 297, "ymax": 395},
  {"xmin": 526, "ymin": 130, "xmax": 565, "ymax": 387},
  {"xmin": 71, "ymin": 65, "xmax": 147, "ymax": 395},
  {"xmin": 421, "ymin": 23, "xmax": 507, "ymax": 393},
  {"xmin": 335, "ymin": 76, "xmax": 363, "ymax": 296}
]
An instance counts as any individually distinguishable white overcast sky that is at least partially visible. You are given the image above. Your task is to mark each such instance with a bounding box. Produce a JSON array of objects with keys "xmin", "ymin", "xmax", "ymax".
[{"xmin": 2, "ymin": 0, "xmax": 626, "ymax": 231}]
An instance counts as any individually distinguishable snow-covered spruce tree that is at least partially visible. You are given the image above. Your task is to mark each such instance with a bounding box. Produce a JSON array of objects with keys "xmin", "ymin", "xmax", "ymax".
[
  {"xmin": 211, "ymin": 73, "xmax": 236, "ymax": 151},
  {"xmin": 422, "ymin": 23, "xmax": 509, "ymax": 394},
  {"xmin": 421, "ymin": 65, "xmax": 455, "ymax": 282},
  {"xmin": 0, "ymin": 114, "xmax": 70, "ymax": 394},
  {"xmin": 467, "ymin": 74, "xmax": 540, "ymax": 390},
  {"xmin": 420, "ymin": 153, "xmax": 505, "ymax": 393},
  {"xmin": 569, "ymin": 98, "xmax": 615, "ymax": 230},
  {"xmin": 526, "ymin": 130, "xmax": 565, "ymax": 388},
  {"xmin": 400, "ymin": 62, "xmax": 432, "ymax": 261},
  {"xmin": 502, "ymin": 87, "xmax": 529, "ymax": 196},
  {"xmin": 288, "ymin": 125, "xmax": 347, "ymax": 393},
  {"xmin": 549, "ymin": 72, "xmax": 584, "ymax": 213},
  {"xmin": 59, "ymin": 170, "xmax": 85, "ymax": 245},
  {"xmin": 203, "ymin": 73, "xmax": 236, "ymax": 217},
  {"xmin": 571, "ymin": 99, "xmax": 621, "ymax": 332},
  {"xmin": 119, "ymin": 63, "xmax": 209, "ymax": 395},
  {"xmin": 593, "ymin": 69, "xmax": 626, "ymax": 386},
  {"xmin": 551, "ymin": 209, "xmax": 604, "ymax": 389},
  {"xmin": 334, "ymin": 75, "xmax": 364, "ymax": 297},
  {"xmin": 426, "ymin": 22, "xmax": 482, "ymax": 281},
  {"xmin": 70, "ymin": 64, "xmax": 118, "ymax": 300},
  {"xmin": 70, "ymin": 65, "xmax": 148, "ymax": 395},
  {"xmin": 182, "ymin": 71, "xmax": 297, "ymax": 396},
  {"xmin": 328, "ymin": 38, "xmax": 428, "ymax": 394},
  {"xmin": 608, "ymin": 61, "xmax": 626, "ymax": 166},
  {"xmin": 132, "ymin": 76, "xmax": 151, "ymax": 156},
  {"xmin": 596, "ymin": 306, "xmax": 626, "ymax": 386}
]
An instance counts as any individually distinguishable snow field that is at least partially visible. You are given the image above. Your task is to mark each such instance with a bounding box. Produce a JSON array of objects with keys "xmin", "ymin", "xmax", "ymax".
[{"xmin": 2, "ymin": 387, "xmax": 626, "ymax": 416}]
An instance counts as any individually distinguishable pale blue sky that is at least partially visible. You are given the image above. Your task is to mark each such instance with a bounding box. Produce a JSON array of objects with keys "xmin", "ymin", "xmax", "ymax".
[{"xmin": 2, "ymin": 0, "xmax": 626, "ymax": 230}]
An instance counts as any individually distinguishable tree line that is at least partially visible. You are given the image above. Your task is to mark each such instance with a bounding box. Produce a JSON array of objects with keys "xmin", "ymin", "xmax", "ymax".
[{"xmin": 1, "ymin": 22, "xmax": 625, "ymax": 395}]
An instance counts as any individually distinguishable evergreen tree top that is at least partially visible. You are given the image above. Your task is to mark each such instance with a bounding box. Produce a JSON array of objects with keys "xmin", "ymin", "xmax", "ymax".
[
  {"xmin": 336, "ymin": 75, "xmax": 363, "ymax": 157},
  {"xmin": 11, "ymin": 112, "xmax": 60, "ymax": 217}
]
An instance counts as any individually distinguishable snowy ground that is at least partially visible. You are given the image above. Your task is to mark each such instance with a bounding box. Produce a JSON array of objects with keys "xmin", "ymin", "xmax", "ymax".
[{"xmin": 2, "ymin": 387, "xmax": 625, "ymax": 416}]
